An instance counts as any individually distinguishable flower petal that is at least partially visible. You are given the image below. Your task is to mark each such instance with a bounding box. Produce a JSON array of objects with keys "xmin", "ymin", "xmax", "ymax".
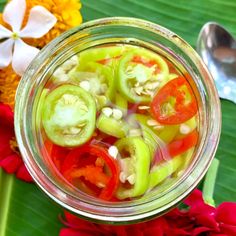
[
  {"xmin": 63, "ymin": 212, "xmax": 101, "ymax": 232},
  {"xmin": 16, "ymin": 164, "xmax": 33, "ymax": 182},
  {"xmin": 3, "ymin": 0, "xmax": 26, "ymax": 32},
  {"xmin": 12, "ymin": 39, "xmax": 39, "ymax": 76},
  {"xmin": 216, "ymin": 202, "xmax": 236, "ymax": 225},
  {"xmin": 184, "ymin": 189, "xmax": 204, "ymax": 206},
  {"xmin": 219, "ymin": 224, "xmax": 236, "ymax": 235},
  {"xmin": 60, "ymin": 228, "xmax": 90, "ymax": 236},
  {"xmin": 0, "ymin": 103, "xmax": 15, "ymax": 159},
  {"xmin": 0, "ymin": 154, "xmax": 23, "ymax": 173},
  {"xmin": 194, "ymin": 213, "xmax": 218, "ymax": 230},
  {"xmin": 192, "ymin": 226, "xmax": 211, "ymax": 236},
  {"xmin": 0, "ymin": 103, "xmax": 14, "ymax": 127},
  {"xmin": 0, "ymin": 38, "xmax": 14, "ymax": 69},
  {"xmin": 19, "ymin": 6, "xmax": 57, "ymax": 38},
  {"xmin": 0, "ymin": 142, "xmax": 13, "ymax": 160},
  {"xmin": 0, "ymin": 25, "xmax": 12, "ymax": 39}
]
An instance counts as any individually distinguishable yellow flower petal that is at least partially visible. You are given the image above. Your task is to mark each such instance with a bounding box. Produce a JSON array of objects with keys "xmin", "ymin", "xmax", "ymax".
[{"xmin": 0, "ymin": 66, "xmax": 21, "ymax": 109}]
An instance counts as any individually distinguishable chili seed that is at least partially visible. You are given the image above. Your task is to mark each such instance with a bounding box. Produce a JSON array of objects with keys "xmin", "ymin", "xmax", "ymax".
[
  {"xmin": 119, "ymin": 172, "xmax": 127, "ymax": 183},
  {"xmin": 79, "ymin": 80, "xmax": 90, "ymax": 91},
  {"xmin": 108, "ymin": 146, "xmax": 119, "ymax": 159},
  {"xmin": 147, "ymin": 119, "xmax": 160, "ymax": 126},
  {"xmin": 129, "ymin": 129, "xmax": 142, "ymax": 136},
  {"xmin": 112, "ymin": 108, "xmax": 123, "ymax": 120},
  {"xmin": 102, "ymin": 107, "xmax": 113, "ymax": 117},
  {"xmin": 180, "ymin": 124, "xmax": 191, "ymax": 134},
  {"xmin": 127, "ymin": 174, "xmax": 136, "ymax": 185},
  {"xmin": 138, "ymin": 105, "xmax": 150, "ymax": 110}
]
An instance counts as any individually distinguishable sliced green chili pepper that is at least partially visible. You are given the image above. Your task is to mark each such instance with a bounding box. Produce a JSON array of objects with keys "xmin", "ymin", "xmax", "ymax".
[
  {"xmin": 117, "ymin": 48, "xmax": 169, "ymax": 103},
  {"xmin": 69, "ymin": 61, "xmax": 115, "ymax": 109},
  {"xmin": 131, "ymin": 114, "xmax": 158, "ymax": 133},
  {"xmin": 132, "ymin": 114, "xmax": 150, "ymax": 127},
  {"xmin": 96, "ymin": 113, "xmax": 128, "ymax": 138},
  {"xmin": 140, "ymin": 123, "xmax": 165, "ymax": 161},
  {"xmin": 42, "ymin": 85, "xmax": 96, "ymax": 147},
  {"xmin": 127, "ymin": 114, "xmax": 163, "ymax": 159},
  {"xmin": 172, "ymin": 147, "xmax": 194, "ymax": 177},
  {"xmin": 148, "ymin": 148, "xmax": 194, "ymax": 189},
  {"xmin": 115, "ymin": 137, "xmax": 151, "ymax": 199},
  {"xmin": 158, "ymin": 125, "xmax": 179, "ymax": 143},
  {"xmin": 131, "ymin": 113, "xmax": 179, "ymax": 143},
  {"xmin": 114, "ymin": 93, "xmax": 128, "ymax": 115},
  {"xmin": 77, "ymin": 46, "xmax": 124, "ymax": 67},
  {"xmin": 174, "ymin": 116, "xmax": 197, "ymax": 139}
]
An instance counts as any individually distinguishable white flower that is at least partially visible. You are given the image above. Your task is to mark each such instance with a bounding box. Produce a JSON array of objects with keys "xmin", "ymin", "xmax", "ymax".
[{"xmin": 0, "ymin": 0, "xmax": 57, "ymax": 75}]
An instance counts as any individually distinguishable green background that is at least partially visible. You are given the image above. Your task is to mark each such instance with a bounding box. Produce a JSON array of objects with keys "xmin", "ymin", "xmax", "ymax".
[{"xmin": 0, "ymin": 0, "xmax": 236, "ymax": 235}]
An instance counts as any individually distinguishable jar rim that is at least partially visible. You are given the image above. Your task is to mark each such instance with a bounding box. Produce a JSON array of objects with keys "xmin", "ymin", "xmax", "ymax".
[{"xmin": 14, "ymin": 17, "xmax": 221, "ymax": 224}]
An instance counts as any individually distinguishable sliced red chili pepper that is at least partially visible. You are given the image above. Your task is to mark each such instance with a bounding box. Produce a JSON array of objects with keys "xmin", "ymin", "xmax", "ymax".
[
  {"xmin": 166, "ymin": 59, "xmax": 181, "ymax": 74},
  {"xmin": 44, "ymin": 139, "xmax": 70, "ymax": 171},
  {"xmin": 61, "ymin": 144, "xmax": 119, "ymax": 200},
  {"xmin": 168, "ymin": 129, "xmax": 198, "ymax": 157},
  {"xmin": 153, "ymin": 130, "xmax": 198, "ymax": 165},
  {"xmin": 150, "ymin": 76, "xmax": 198, "ymax": 125},
  {"xmin": 70, "ymin": 165, "xmax": 110, "ymax": 188}
]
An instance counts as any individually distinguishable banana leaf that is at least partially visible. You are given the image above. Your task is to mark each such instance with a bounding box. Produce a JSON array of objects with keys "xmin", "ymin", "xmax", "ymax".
[
  {"xmin": 0, "ymin": 0, "xmax": 236, "ymax": 235},
  {"xmin": 0, "ymin": 169, "xmax": 63, "ymax": 236},
  {"xmin": 0, "ymin": 0, "xmax": 5, "ymax": 11}
]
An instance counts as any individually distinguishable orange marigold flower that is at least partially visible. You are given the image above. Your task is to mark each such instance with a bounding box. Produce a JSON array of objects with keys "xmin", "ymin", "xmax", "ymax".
[
  {"xmin": 0, "ymin": 66, "xmax": 21, "ymax": 110},
  {"xmin": 23, "ymin": 0, "xmax": 83, "ymax": 48}
]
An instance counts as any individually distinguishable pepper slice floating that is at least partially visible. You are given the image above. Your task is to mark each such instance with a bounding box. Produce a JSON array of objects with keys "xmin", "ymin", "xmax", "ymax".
[
  {"xmin": 77, "ymin": 46, "xmax": 124, "ymax": 67},
  {"xmin": 153, "ymin": 129, "xmax": 199, "ymax": 165},
  {"xmin": 150, "ymin": 76, "xmax": 198, "ymax": 125},
  {"xmin": 42, "ymin": 85, "xmax": 96, "ymax": 147},
  {"xmin": 148, "ymin": 148, "xmax": 195, "ymax": 190},
  {"xmin": 61, "ymin": 144, "xmax": 119, "ymax": 200},
  {"xmin": 167, "ymin": 129, "xmax": 199, "ymax": 157},
  {"xmin": 96, "ymin": 113, "xmax": 128, "ymax": 138},
  {"xmin": 44, "ymin": 140, "xmax": 70, "ymax": 171},
  {"xmin": 117, "ymin": 48, "xmax": 169, "ymax": 103},
  {"xmin": 131, "ymin": 113, "xmax": 179, "ymax": 143},
  {"xmin": 69, "ymin": 62, "xmax": 115, "ymax": 108},
  {"xmin": 115, "ymin": 137, "xmax": 151, "ymax": 199}
]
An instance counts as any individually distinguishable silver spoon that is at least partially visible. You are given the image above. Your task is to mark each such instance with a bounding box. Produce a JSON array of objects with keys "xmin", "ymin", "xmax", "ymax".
[{"xmin": 197, "ymin": 22, "xmax": 236, "ymax": 103}]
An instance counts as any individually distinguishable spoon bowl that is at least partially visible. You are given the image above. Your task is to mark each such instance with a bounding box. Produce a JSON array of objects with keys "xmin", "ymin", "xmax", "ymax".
[{"xmin": 197, "ymin": 22, "xmax": 236, "ymax": 103}]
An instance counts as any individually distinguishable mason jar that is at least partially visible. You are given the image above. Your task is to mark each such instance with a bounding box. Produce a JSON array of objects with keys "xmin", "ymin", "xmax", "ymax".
[{"xmin": 14, "ymin": 17, "xmax": 221, "ymax": 224}]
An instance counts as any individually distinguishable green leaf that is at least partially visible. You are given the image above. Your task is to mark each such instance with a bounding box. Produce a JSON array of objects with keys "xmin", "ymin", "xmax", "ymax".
[
  {"xmin": 0, "ymin": 0, "xmax": 6, "ymax": 12},
  {"xmin": 0, "ymin": 169, "xmax": 63, "ymax": 236},
  {"xmin": 214, "ymin": 100, "xmax": 236, "ymax": 204},
  {"xmin": 202, "ymin": 158, "xmax": 220, "ymax": 206}
]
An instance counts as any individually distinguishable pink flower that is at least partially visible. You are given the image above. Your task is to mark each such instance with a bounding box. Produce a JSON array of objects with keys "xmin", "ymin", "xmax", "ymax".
[
  {"xmin": 0, "ymin": 103, "xmax": 33, "ymax": 182},
  {"xmin": 166, "ymin": 189, "xmax": 236, "ymax": 236},
  {"xmin": 59, "ymin": 189, "xmax": 236, "ymax": 236},
  {"xmin": 60, "ymin": 211, "xmax": 170, "ymax": 236},
  {"xmin": 214, "ymin": 202, "xmax": 236, "ymax": 235}
]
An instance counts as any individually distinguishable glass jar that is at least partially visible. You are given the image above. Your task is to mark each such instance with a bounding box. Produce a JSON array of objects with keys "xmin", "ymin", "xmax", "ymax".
[{"xmin": 15, "ymin": 17, "xmax": 221, "ymax": 224}]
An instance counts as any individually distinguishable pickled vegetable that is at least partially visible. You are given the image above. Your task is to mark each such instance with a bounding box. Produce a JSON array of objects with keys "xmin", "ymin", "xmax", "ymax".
[
  {"xmin": 40, "ymin": 44, "xmax": 199, "ymax": 201},
  {"xmin": 42, "ymin": 85, "xmax": 96, "ymax": 147}
]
